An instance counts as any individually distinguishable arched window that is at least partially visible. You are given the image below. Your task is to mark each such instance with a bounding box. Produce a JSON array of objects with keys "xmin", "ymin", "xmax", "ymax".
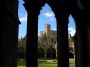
[
  {"xmin": 68, "ymin": 14, "xmax": 76, "ymax": 67},
  {"xmin": 38, "ymin": 3, "xmax": 57, "ymax": 67},
  {"xmin": 18, "ymin": 0, "xmax": 27, "ymax": 66}
]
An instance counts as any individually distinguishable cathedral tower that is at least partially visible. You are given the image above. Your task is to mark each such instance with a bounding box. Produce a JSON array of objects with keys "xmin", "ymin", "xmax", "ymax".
[{"xmin": 44, "ymin": 24, "xmax": 51, "ymax": 36}]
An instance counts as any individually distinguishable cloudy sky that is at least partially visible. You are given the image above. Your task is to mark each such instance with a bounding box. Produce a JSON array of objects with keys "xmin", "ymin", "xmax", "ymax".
[{"xmin": 18, "ymin": 0, "xmax": 76, "ymax": 39}]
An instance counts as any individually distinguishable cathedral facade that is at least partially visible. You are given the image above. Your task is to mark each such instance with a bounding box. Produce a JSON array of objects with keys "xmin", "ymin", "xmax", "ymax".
[
  {"xmin": 18, "ymin": 24, "xmax": 74, "ymax": 59},
  {"xmin": 38, "ymin": 24, "xmax": 74, "ymax": 59},
  {"xmin": 38, "ymin": 24, "xmax": 57, "ymax": 59}
]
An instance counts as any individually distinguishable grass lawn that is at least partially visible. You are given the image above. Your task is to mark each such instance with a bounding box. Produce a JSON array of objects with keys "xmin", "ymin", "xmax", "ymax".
[
  {"xmin": 18, "ymin": 66, "xmax": 25, "ymax": 67},
  {"xmin": 18, "ymin": 59, "xmax": 75, "ymax": 67}
]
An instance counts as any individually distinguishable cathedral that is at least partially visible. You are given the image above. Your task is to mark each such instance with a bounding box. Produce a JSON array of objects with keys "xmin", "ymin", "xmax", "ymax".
[
  {"xmin": 18, "ymin": 24, "xmax": 74, "ymax": 59},
  {"xmin": 38, "ymin": 24, "xmax": 57, "ymax": 59},
  {"xmin": 38, "ymin": 24, "xmax": 74, "ymax": 59}
]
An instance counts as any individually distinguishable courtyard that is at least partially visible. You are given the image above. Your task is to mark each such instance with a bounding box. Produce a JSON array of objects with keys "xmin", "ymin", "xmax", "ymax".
[{"xmin": 18, "ymin": 59, "xmax": 75, "ymax": 67}]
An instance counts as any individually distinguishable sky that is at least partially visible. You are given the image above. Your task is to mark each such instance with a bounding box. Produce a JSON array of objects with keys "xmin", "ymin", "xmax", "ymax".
[{"xmin": 18, "ymin": 0, "xmax": 76, "ymax": 39}]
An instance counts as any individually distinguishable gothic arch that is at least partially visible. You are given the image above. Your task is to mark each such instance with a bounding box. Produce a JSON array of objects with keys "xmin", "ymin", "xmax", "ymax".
[
  {"xmin": 23, "ymin": 0, "xmax": 70, "ymax": 67},
  {"xmin": 1, "ymin": 0, "xmax": 90, "ymax": 67},
  {"xmin": 46, "ymin": 47, "xmax": 56, "ymax": 59},
  {"xmin": 38, "ymin": 47, "xmax": 45, "ymax": 58},
  {"xmin": 39, "ymin": 1, "xmax": 56, "ymax": 15},
  {"xmin": 69, "ymin": 2, "xmax": 90, "ymax": 66}
]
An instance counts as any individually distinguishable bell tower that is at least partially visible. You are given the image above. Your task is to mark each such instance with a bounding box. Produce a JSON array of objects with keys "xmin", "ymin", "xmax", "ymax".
[{"xmin": 44, "ymin": 24, "xmax": 51, "ymax": 35}]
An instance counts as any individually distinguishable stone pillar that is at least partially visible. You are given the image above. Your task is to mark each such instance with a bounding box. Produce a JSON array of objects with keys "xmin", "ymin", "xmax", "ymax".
[
  {"xmin": 0, "ymin": 0, "xmax": 20, "ymax": 67},
  {"xmin": 81, "ymin": 1, "xmax": 90, "ymax": 67},
  {"xmin": 86, "ymin": 9, "xmax": 90, "ymax": 67},
  {"xmin": 79, "ymin": 23, "xmax": 88, "ymax": 67},
  {"xmin": 56, "ymin": 13, "xmax": 69, "ymax": 67},
  {"xmin": 1, "ymin": 22, "xmax": 19, "ymax": 67},
  {"xmin": 74, "ymin": 25, "xmax": 82, "ymax": 67},
  {"xmin": 86, "ymin": 17, "xmax": 90, "ymax": 67},
  {"xmin": 87, "ymin": 23, "xmax": 90, "ymax": 67},
  {"xmin": 74, "ymin": 10, "xmax": 88, "ymax": 67},
  {"xmin": 23, "ymin": 1, "xmax": 42, "ymax": 67}
]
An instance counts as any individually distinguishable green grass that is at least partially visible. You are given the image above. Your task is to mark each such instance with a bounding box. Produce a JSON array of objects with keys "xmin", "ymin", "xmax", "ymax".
[
  {"xmin": 17, "ymin": 59, "xmax": 26, "ymax": 66},
  {"xmin": 69, "ymin": 59, "xmax": 75, "ymax": 67},
  {"xmin": 38, "ymin": 59, "xmax": 57, "ymax": 67},
  {"xmin": 17, "ymin": 59, "xmax": 75, "ymax": 67},
  {"xmin": 18, "ymin": 66, "xmax": 26, "ymax": 67}
]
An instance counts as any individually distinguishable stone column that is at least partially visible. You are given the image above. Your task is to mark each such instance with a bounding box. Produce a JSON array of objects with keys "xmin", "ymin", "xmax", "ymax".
[
  {"xmin": 79, "ymin": 23, "xmax": 88, "ymax": 67},
  {"xmin": 56, "ymin": 13, "xmax": 69, "ymax": 67},
  {"xmin": 1, "ymin": 22, "xmax": 19, "ymax": 67},
  {"xmin": 0, "ymin": 0, "xmax": 20, "ymax": 67},
  {"xmin": 86, "ymin": 10, "xmax": 90, "ymax": 67},
  {"xmin": 86, "ymin": 14, "xmax": 90, "ymax": 67},
  {"xmin": 87, "ymin": 23, "xmax": 90, "ymax": 67},
  {"xmin": 87, "ymin": 25, "xmax": 90, "ymax": 67},
  {"xmin": 23, "ymin": 1, "xmax": 42, "ymax": 67},
  {"xmin": 74, "ymin": 10, "xmax": 88, "ymax": 67},
  {"xmin": 74, "ymin": 25, "xmax": 82, "ymax": 67}
]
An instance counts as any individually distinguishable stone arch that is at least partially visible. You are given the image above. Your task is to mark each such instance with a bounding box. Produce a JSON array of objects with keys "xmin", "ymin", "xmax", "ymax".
[
  {"xmin": 38, "ymin": 47, "xmax": 45, "ymax": 59},
  {"xmin": 40, "ymin": 0, "xmax": 55, "ymax": 12},
  {"xmin": 38, "ymin": 2, "xmax": 57, "ymax": 60},
  {"xmin": 1, "ymin": 0, "xmax": 90, "ymax": 67},
  {"xmin": 70, "ymin": 6, "xmax": 89, "ymax": 67},
  {"xmin": 23, "ymin": 0, "xmax": 90, "ymax": 67},
  {"xmin": 68, "ymin": 14, "xmax": 76, "ymax": 59}
]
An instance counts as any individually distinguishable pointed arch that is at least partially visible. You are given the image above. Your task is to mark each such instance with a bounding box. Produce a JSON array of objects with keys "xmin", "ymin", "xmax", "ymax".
[
  {"xmin": 38, "ymin": 47, "xmax": 45, "ymax": 58},
  {"xmin": 46, "ymin": 48, "xmax": 56, "ymax": 59},
  {"xmin": 40, "ymin": 1, "xmax": 55, "ymax": 16}
]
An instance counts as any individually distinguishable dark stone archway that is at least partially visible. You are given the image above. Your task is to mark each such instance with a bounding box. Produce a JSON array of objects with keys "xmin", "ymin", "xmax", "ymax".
[
  {"xmin": 1, "ymin": 0, "xmax": 90, "ymax": 67},
  {"xmin": 46, "ymin": 48, "xmax": 56, "ymax": 59},
  {"xmin": 38, "ymin": 48, "xmax": 45, "ymax": 59}
]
